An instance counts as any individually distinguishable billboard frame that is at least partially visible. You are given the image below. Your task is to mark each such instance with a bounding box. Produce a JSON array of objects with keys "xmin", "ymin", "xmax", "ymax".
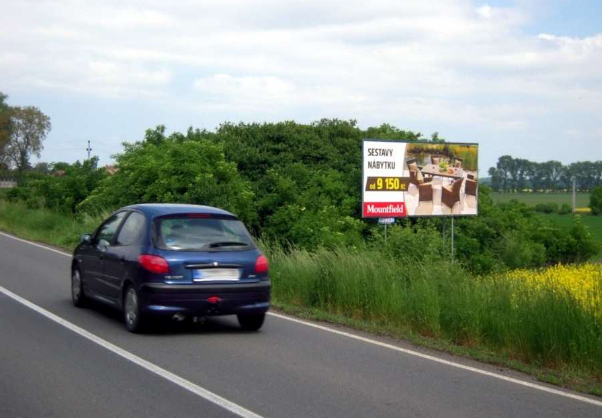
[{"xmin": 362, "ymin": 138, "xmax": 479, "ymax": 219}]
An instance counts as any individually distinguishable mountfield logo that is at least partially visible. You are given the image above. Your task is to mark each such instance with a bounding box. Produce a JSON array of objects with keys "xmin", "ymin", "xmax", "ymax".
[{"xmin": 363, "ymin": 202, "xmax": 406, "ymax": 217}]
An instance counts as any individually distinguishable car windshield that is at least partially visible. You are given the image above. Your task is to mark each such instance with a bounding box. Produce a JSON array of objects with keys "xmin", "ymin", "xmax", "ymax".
[{"xmin": 154, "ymin": 216, "xmax": 255, "ymax": 251}]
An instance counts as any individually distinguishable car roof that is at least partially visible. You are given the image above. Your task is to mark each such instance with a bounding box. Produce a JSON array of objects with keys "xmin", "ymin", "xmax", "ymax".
[{"xmin": 122, "ymin": 203, "xmax": 237, "ymax": 218}]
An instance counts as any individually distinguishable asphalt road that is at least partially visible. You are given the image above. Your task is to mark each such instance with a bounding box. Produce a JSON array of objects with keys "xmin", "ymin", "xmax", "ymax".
[{"xmin": 0, "ymin": 231, "xmax": 601, "ymax": 418}]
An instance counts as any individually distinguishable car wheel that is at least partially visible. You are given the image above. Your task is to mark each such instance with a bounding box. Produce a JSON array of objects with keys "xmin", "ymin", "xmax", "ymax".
[
  {"xmin": 124, "ymin": 286, "xmax": 147, "ymax": 333},
  {"xmin": 237, "ymin": 313, "xmax": 266, "ymax": 331},
  {"xmin": 71, "ymin": 268, "xmax": 87, "ymax": 308}
]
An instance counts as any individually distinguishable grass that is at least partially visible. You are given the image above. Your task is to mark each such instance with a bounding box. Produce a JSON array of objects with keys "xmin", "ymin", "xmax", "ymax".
[
  {"xmin": 492, "ymin": 192, "xmax": 590, "ymax": 207},
  {"xmin": 1, "ymin": 199, "xmax": 601, "ymax": 396},
  {"xmin": 0, "ymin": 200, "xmax": 104, "ymax": 250}
]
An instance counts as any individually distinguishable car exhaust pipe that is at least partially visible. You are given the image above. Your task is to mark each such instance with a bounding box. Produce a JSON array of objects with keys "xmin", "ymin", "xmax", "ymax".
[{"xmin": 172, "ymin": 313, "xmax": 186, "ymax": 322}]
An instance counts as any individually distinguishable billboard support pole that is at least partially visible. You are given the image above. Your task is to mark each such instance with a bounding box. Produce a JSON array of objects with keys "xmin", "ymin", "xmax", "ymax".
[{"xmin": 451, "ymin": 216, "xmax": 455, "ymax": 263}]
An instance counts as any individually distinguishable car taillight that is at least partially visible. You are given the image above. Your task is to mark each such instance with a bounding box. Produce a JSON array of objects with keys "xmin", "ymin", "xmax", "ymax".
[
  {"xmin": 255, "ymin": 255, "xmax": 269, "ymax": 274},
  {"xmin": 138, "ymin": 255, "xmax": 170, "ymax": 274}
]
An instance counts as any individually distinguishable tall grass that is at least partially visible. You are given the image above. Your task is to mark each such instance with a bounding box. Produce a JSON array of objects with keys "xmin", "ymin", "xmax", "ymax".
[
  {"xmin": 0, "ymin": 200, "xmax": 104, "ymax": 250},
  {"xmin": 266, "ymin": 244, "xmax": 602, "ymax": 374}
]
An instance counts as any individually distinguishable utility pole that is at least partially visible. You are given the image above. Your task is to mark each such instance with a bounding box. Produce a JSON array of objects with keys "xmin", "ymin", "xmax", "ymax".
[
  {"xmin": 86, "ymin": 140, "xmax": 92, "ymax": 160},
  {"xmin": 572, "ymin": 177, "xmax": 577, "ymax": 212}
]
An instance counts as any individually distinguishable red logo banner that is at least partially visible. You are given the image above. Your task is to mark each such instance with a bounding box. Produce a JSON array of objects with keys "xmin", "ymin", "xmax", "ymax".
[{"xmin": 363, "ymin": 202, "xmax": 407, "ymax": 217}]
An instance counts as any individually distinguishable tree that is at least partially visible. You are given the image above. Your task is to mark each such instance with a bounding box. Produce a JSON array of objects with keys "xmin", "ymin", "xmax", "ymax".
[
  {"xmin": 526, "ymin": 161, "xmax": 545, "ymax": 192},
  {"xmin": 594, "ymin": 161, "xmax": 602, "ymax": 188},
  {"xmin": 495, "ymin": 155, "xmax": 513, "ymax": 191},
  {"xmin": 0, "ymin": 92, "xmax": 10, "ymax": 164},
  {"xmin": 488, "ymin": 167, "xmax": 501, "ymax": 191},
  {"xmin": 559, "ymin": 165, "xmax": 574, "ymax": 191},
  {"xmin": 0, "ymin": 92, "xmax": 8, "ymax": 112},
  {"xmin": 33, "ymin": 162, "xmax": 51, "ymax": 174},
  {"xmin": 78, "ymin": 134, "xmax": 256, "ymax": 224},
  {"xmin": 514, "ymin": 158, "xmax": 530, "ymax": 192},
  {"xmin": 590, "ymin": 186, "xmax": 602, "ymax": 215},
  {"xmin": 5, "ymin": 106, "xmax": 51, "ymax": 174},
  {"xmin": 544, "ymin": 160, "xmax": 563, "ymax": 191}
]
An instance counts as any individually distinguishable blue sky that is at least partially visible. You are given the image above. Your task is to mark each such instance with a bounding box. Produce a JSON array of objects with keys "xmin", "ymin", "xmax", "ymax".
[{"xmin": 1, "ymin": 0, "xmax": 601, "ymax": 173}]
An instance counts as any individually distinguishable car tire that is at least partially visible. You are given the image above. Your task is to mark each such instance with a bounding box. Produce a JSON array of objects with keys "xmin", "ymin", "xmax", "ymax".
[
  {"xmin": 237, "ymin": 313, "xmax": 266, "ymax": 331},
  {"xmin": 71, "ymin": 268, "xmax": 88, "ymax": 308},
  {"xmin": 124, "ymin": 285, "xmax": 147, "ymax": 333}
]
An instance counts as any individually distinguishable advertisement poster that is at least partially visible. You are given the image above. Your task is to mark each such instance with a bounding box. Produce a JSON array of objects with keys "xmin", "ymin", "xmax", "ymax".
[{"xmin": 362, "ymin": 140, "xmax": 479, "ymax": 217}]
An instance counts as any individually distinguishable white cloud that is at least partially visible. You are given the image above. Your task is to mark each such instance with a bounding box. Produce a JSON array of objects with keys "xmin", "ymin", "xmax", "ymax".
[
  {"xmin": 103, "ymin": 7, "xmax": 175, "ymax": 28},
  {"xmin": 0, "ymin": 0, "xmax": 601, "ymax": 168},
  {"xmin": 194, "ymin": 75, "xmax": 294, "ymax": 102}
]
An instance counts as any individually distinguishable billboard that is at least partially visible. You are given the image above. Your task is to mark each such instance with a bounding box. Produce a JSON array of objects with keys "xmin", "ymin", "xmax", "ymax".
[{"xmin": 362, "ymin": 140, "xmax": 478, "ymax": 217}]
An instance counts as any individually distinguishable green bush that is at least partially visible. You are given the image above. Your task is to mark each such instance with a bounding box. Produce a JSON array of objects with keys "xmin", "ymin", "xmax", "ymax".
[
  {"xmin": 78, "ymin": 128, "xmax": 257, "ymax": 225},
  {"xmin": 534, "ymin": 202, "xmax": 559, "ymax": 214},
  {"xmin": 453, "ymin": 189, "xmax": 599, "ymax": 271},
  {"xmin": 590, "ymin": 186, "xmax": 602, "ymax": 215},
  {"xmin": 558, "ymin": 203, "xmax": 572, "ymax": 215},
  {"xmin": 6, "ymin": 121, "xmax": 601, "ymax": 270},
  {"xmin": 495, "ymin": 230, "xmax": 547, "ymax": 269},
  {"xmin": 378, "ymin": 222, "xmax": 447, "ymax": 263},
  {"xmin": 7, "ymin": 158, "xmax": 106, "ymax": 213}
]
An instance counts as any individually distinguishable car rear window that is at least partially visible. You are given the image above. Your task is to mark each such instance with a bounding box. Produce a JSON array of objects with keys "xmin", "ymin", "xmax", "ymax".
[{"xmin": 154, "ymin": 216, "xmax": 255, "ymax": 251}]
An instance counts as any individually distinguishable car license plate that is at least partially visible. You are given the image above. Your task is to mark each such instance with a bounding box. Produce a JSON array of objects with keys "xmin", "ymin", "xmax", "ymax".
[{"xmin": 193, "ymin": 268, "xmax": 241, "ymax": 282}]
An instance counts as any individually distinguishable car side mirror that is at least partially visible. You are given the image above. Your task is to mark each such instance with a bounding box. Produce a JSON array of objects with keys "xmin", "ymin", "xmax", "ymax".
[{"xmin": 80, "ymin": 234, "xmax": 92, "ymax": 245}]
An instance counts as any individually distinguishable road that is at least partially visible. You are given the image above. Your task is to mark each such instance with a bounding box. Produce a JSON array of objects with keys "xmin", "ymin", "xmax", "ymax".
[{"xmin": 0, "ymin": 231, "xmax": 600, "ymax": 418}]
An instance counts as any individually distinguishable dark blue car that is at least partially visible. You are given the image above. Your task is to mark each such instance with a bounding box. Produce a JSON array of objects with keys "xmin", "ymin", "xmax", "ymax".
[{"xmin": 71, "ymin": 204, "xmax": 270, "ymax": 333}]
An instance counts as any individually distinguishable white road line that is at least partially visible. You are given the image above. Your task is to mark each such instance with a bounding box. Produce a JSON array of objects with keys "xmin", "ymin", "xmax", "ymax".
[
  {"xmin": 1, "ymin": 229, "xmax": 601, "ymax": 408},
  {"xmin": 0, "ymin": 231, "xmax": 73, "ymax": 256},
  {"xmin": 0, "ymin": 285, "xmax": 264, "ymax": 418},
  {"xmin": 268, "ymin": 313, "xmax": 602, "ymax": 407}
]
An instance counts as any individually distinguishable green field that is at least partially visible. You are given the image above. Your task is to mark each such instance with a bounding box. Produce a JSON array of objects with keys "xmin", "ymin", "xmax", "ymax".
[{"xmin": 492, "ymin": 192, "xmax": 590, "ymax": 207}]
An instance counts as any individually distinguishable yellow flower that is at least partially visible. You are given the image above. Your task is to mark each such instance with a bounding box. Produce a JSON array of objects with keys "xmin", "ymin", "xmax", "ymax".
[{"xmin": 502, "ymin": 263, "xmax": 602, "ymax": 316}]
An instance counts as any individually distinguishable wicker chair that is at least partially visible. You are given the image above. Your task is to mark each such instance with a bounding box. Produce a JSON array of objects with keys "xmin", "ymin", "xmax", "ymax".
[
  {"xmin": 409, "ymin": 169, "xmax": 418, "ymax": 186},
  {"xmin": 442, "ymin": 178, "xmax": 464, "ymax": 209},
  {"xmin": 465, "ymin": 177, "xmax": 477, "ymax": 196},
  {"xmin": 418, "ymin": 182, "xmax": 433, "ymax": 202},
  {"xmin": 410, "ymin": 167, "xmax": 431, "ymax": 187},
  {"xmin": 407, "ymin": 158, "xmax": 420, "ymax": 186}
]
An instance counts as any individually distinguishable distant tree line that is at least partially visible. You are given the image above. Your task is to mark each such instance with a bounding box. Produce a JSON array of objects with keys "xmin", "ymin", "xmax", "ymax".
[{"xmin": 488, "ymin": 155, "xmax": 602, "ymax": 192}]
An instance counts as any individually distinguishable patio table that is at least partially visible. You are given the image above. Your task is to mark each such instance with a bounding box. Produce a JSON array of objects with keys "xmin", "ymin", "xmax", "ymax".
[{"xmin": 420, "ymin": 164, "xmax": 465, "ymax": 180}]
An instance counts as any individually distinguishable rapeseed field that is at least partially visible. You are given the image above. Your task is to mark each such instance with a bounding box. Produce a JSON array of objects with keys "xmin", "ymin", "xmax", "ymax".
[{"xmin": 506, "ymin": 264, "xmax": 602, "ymax": 316}]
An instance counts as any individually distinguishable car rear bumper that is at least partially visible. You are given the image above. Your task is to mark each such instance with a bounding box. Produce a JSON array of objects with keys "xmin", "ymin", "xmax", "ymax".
[{"xmin": 138, "ymin": 280, "xmax": 271, "ymax": 316}]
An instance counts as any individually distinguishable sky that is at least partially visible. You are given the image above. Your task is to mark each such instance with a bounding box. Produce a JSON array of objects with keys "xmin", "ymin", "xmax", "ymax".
[{"xmin": 1, "ymin": 0, "xmax": 601, "ymax": 173}]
